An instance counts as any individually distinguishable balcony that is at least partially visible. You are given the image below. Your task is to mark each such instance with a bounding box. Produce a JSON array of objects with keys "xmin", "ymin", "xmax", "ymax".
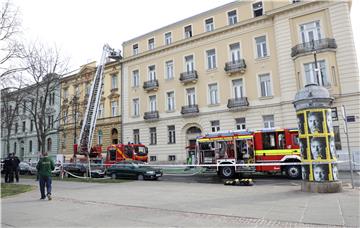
[
  {"xmin": 179, "ymin": 71, "xmax": 198, "ymax": 84},
  {"xmin": 291, "ymin": 38, "xmax": 337, "ymax": 58},
  {"xmin": 143, "ymin": 111, "xmax": 159, "ymax": 121},
  {"xmin": 224, "ymin": 59, "xmax": 246, "ymax": 74},
  {"xmin": 143, "ymin": 80, "xmax": 159, "ymax": 92},
  {"xmin": 181, "ymin": 105, "xmax": 199, "ymax": 116},
  {"xmin": 227, "ymin": 97, "xmax": 249, "ymax": 111}
]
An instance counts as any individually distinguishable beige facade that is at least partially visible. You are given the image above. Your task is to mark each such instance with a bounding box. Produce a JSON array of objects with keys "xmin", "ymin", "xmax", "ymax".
[
  {"xmin": 59, "ymin": 60, "xmax": 121, "ymax": 158},
  {"xmin": 121, "ymin": 1, "xmax": 359, "ymax": 167}
]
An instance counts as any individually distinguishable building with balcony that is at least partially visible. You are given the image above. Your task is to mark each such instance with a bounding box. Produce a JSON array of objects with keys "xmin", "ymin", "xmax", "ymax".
[
  {"xmin": 121, "ymin": 0, "xmax": 359, "ymax": 167},
  {"xmin": 59, "ymin": 60, "xmax": 121, "ymax": 159}
]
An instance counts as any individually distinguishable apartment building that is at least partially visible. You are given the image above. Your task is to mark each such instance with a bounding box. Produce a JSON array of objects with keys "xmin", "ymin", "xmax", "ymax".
[
  {"xmin": 59, "ymin": 60, "xmax": 121, "ymax": 158},
  {"xmin": 121, "ymin": 0, "xmax": 359, "ymax": 166}
]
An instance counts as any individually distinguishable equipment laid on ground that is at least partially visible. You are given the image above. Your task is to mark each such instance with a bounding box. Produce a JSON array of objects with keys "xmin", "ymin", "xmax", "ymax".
[
  {"xmin": 196, "ymin": 128, "xmax": 301, "ymax": 179},
  {"xmin": 224, "ymin": 178, "xmax": 254, "ymax": 186}
]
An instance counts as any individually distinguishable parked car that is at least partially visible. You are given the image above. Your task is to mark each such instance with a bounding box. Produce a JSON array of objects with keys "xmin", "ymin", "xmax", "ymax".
[
  {"xmin": 19, "ymin": 162, "xmax": 37, "ymax": 175},
  {"xmin": 106, "ymin": 160, "xmax": 162, "ymax": 180},
  {"xmin": 51, "ymin": 164, "xmax": 61, "ymax": 176},
  {"xmin": 62, "ymin": 163, "xmax": 105, "ymax": 178}
]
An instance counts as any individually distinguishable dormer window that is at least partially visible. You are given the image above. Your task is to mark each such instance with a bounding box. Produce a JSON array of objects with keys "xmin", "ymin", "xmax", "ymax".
[
  {"xmin": 184, "ymin": 25, "xmax": 192, "ymax": 38},
  {"xmin": 133, "ymin": 44, "xmax": 139, "ymax": 55},
  {"xmin": 148, "ymin": 38, "xmax": 155, "ymax": 50},
  {"xmin": 253, "ymin": 1, "xmax": 263, "ymax": 17}
]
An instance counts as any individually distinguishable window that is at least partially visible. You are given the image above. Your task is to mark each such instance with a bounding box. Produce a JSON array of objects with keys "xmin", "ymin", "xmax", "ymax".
[
  {"xmin": 150, "ymin": 127, "xmax": 157, "ymax": 145},
  {"xmin": 300, "ymin": 21, "xmax": 321, "ymax": 43},
  {"xmin": 236, "ymin": 118, "xmax": 246, "ymax": 130},
  {"xmin": 15, "ymin": 123, "xmax": 18, "ymax": 133},
  {"xmin": 168, "ymin": 155, "xmax": 176, "ymax": 161},
  {"xmin": 166, "ymin": 91, "xmax": 175, "ymax": 111},
  {"xmin": 168, "ymin": 125, "xmax": 176, "ymax": 144},
  {"xmin": 133, "ymin": 44, "xmax": 139, "ymax": 55},
  {"xmin": 98, "ymin": 103, "xmax": 104, "ymax": 118},
  {"xmin": 165, "ymin": 32, "xmax": 172, "ymax": 45},
  {"xmin": 211, "ymin": 120, "xmax": 220, "ymax": 132},
  {"xmin": 51, "ymin": 115, "xmax": 54, "ymax": 129},
  {"xmin": 230, "ymin": 43, "xmax": 241, "ymax": 63},
  {"xmin": 205, "ymin": 18, "xmax": 214, "ymax": 32},
  {"xmin": 292, "ymin": 0, "xmax": 300, "ymax": 3},
  {"xmin": 228, "ymin": 10, "xmax": 237, "ymax": 25},
  {"xmin": 259, "ymin": 73, "xmax": 272, "ymax": 97},
  {"xmin": 263, "ymin": 115, "xmax": 274, "ymax": 128},
  {"xmin": 165, "ymin": 60, "xmax": 174, "ymax": 80},
  {"xmin": 48, "ymin": 116, "xmax": 51, "ymax": 129},
  {"xmin": 132, "ymin": 70, "xmax": 139, "ymax": 87},
  {"xmin": 148, "ymin": 65, "xmax": 156, "ymax": 81},
  {"xmin": 255, "ymin": 35, "xmax": 268, "ymax": 58},
  {"xmin": 149, "ymin": 95, "xmax": 157, "ymax": 112},
  {"xmin": 29, "ymin": 140, "xmax": 32, "ymax": 153},
  {"xmin": 48, "ymin": 94, "xmax": 52, "ymax": 106},
  {"xmin": 30, "ymin": 120, "xmax": 33, "ymax": 131},
  {"xmin": 262, "ymin": 132, "xmax": 276, "ymax": 149},
  {"xmin": 75, "ymin": 86, "xmax": 80, "ymax": 97},
  {"xmin": 14, "ymin": 142, "xmax": 17, "ymax": 154},
  {"xmin": 185, "ymin": 55, "xmax": 194, "ymax": 72},
  {"xmin": 111, "ymin": 74, "xmax": 118, "ymax": 89},
  {"xmin": 85, "ymin": 83, "xmax": 91, "ymax": 95},
  {"xmin": 184, "ymin": 25, "xmax": 192, "ymax": 38},
  {"xmin": 133, "ymin": 98, "xmax": 139, "ymax": 116},
  {"xmin": 98, "ymin": 130, "xmax": 103, "ymax": 145},
  {"xmin": 63, "ymin": 111, "xmax": 68, "ymax": 124},
  {"xmin": 208, "ymin": 83, "xmax": 219, "ymax": 105},
  {"xmin": 111, "ymin": 101, "xmax": 117, "ymax": 116},
  {"xmin": 150, "ymin": 156, "xmax": 157, "ymax": 161},
  {"xmin": 148, "ymin": 38, "xmax": 155, "ymax": 50},
  {"xmin": 22, "ymin": 121, "xmax": 26, "ymax": 132},
  {"xmin": 206, "ymin": 49, "xmax": 217, "ymax": 69},
  {"xmin": 232, "ymin": 79, "xmax": 244, "ymax": 98},
  {"xmin": 47, "ymin": 138, "xmax": 52, "ymax": 152},
  {"xmin": 63, "ymin": 89, "xmax": 68, "ymax": 99},
  {"xmin": 333, "ymin": 126, "xmax": 342, "ymax": 150},
  {"xmin": 31, "ymin": 99, "xmax": 34, "ymax": 110},
  {"xmin": 304, "ymin": 60, "xmax": 329, "ymax": 86},
  {"xmin": 253, "ymin": 1, "xmax": 263, "ymax": 17},
  {"xmin": 133, "ymin": 129, "xmax": 140, "ymax": 144},
  {"xmin": 23, "ymin": 101, "xmax": 26, "ymax": 114},
  {"xmin": 186, "ymin": 88, "xmax": 196, "ymax": 105},
  {"xmin": 62, "ymin": 133, "xmax": 66, "ymax": 149}
]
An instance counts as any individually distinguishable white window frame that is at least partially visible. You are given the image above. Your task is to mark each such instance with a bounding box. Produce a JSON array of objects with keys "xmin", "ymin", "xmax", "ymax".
[
  {"xmin": 300, "ymin": 20, "xmax": 321, "ymax": 43},
  {"xmin": 149, "ymin": 95, "xmax": 157, "ymax": 112},
  {"xmin": 263, "ymin": 115, "xmax": 275, "ymax": 129},
  {"xmin": 132, "ymin": 70, "xmax": 140, "ymax": 87},
  {"xmin": 184, "ymin": 25, "xmax": 193, "ymax": 38},
  {"xmin": 211, "ymin": 120, "xmax": 220, "ymax": 132},
  {"xmin": 168, "ymin": 125, "xmax": 176, "ymax": 144},
  {"xmin": 206, "ymin": 49, "xmax": 217, "ymax": 70},
  {"xmin": 229, "ymin": 42, "xmax": 241, "ymax": 63},
  {"xmin": 208, "ymin": 83, "xmax": 219, "ymax": 105},
  {"xmin": 204, "ymin": 17, "xmax": 214, "ymax": 32},
  {"xmin": 252, "ymin": 1, "xmax": 263, "ymax": 18},
  {"xmin": 150, "ymin": 127, "xmax": 157, "ymax": 145},
  {"xmin": 165, "ymin": 60, "xmax": 174, "ymax": 80},
  {"xmin": 232, "ymin": 79, "xmax": 244, "ymax": 99},
  {"xmin": 98, "ymin": 103, "xmax": 104, "ymax": 119},
  {"xmin": 164, "ymin": 32, "xmax": 172, "ymax": 45},
  {"xmin": 236, "ymin": 118, "xmax": 246, "ymax": 130},
  {"xmin": 133, "ymin": 98, "xmax": 139, "ymax": 117},
  {"xmin": 186, "ymin": 88, "xmax": 196, "ymax": 106},
  {"xmin": 227, "ymin": 9, "xmax": 238, "ymax": 25},
  {"xmin": 111, "ymin": 74, "xmax": 118, "ymax": 89},
  {"xmin": 133, "ymin": 129, "xmax": 140, "ymax": 144},
  {"xmin": 148, "ymin": 65, "xmax": 156, "ymax": 81},
  {"xmin": 303, "ymin": 60, "xmax": 329, "ymax": 86},
  {"xmin": 255, "ymin": 35, "xmax": 268, "ymax": 59},
  {"xmin": 184, "ymin": 54, "xmax": 195, "ymax": 73},
  {"xmin": 166, "ymin": 91, "xmax": 175, "ymax": 111},
  {"xmin": 111, "ymin": 101, "xmax": 117, "ymax": 117},
  {"xmin": 98, "ymin": 130, "xmax": 103, "ymax": 145},
  {"xmin": 148, "ymin": 38, "xmax": 155, "ymax": 50},
  {"xmin": 258, "ymin": 73, "xmax": 272, "ymax": 97},
  {"xmin": 133, "ymin": 43, "xmax": 139, "ymax": 55}
]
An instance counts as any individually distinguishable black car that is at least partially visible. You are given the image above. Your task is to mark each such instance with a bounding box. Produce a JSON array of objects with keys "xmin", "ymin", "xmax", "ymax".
[{"xmin": 106, "ymin": 160, "xmax": 162, "ymax": 180}]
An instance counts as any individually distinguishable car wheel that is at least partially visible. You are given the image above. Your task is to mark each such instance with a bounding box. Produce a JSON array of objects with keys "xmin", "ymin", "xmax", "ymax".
[
  {"xmin": 137, "ymin": 174, "xmax": 144, "ymax": 181},
  {"xmin": 220, "ymin": 166, "xmax": 235, "ymax": 179},
  {"xmin": 111, "ymin": 173, "xmax": 117, "ymax": 179},
  {"xmin": 286, "ymin": 165, "xmax": 301, "ymax": 179}
]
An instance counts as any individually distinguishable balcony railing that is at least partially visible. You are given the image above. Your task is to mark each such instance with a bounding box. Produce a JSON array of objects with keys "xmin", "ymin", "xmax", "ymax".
[
  {"xmin": 143, "ymin": 111, "xmax": 159, "ymax": 120},
  {"xmin": 227, "ymin": 97, "xmax": 249, "ymax": 110},
  {"xmin": 181, "ymin": 104, "xmax": 199, "ymax": 115},
  {"xmin": 179, "ymin": 71, "xmax": 198, "ymax": 84},
  {"xmin": 291, "ymin": 38, "xmax": 337, "ymax": 57},
  {"xmin": 224, "ymin": 59, "xmax": 246, "ymax": 74},
  {"xmin": 143, "ymin": 80, "xmax": 159, "ymax": 91}
]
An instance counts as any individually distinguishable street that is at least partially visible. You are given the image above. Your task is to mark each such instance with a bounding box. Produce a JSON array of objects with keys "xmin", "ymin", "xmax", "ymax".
[{"xmin": 1, "ymin": 172, "xmax": 359, "ymax": 227}]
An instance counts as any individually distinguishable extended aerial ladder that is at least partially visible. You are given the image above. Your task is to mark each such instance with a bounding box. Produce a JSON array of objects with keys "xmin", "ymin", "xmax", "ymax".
[{"xmin": 75, "ymin": 44, "xmax": 121, "ymax": 157}]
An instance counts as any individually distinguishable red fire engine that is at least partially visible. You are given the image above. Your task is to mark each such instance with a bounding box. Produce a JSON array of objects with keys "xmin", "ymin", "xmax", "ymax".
[
  {"xmin": 196, "ymin": 128, "xmax": 301, "ymax": 179},
  {"xmin": 105, "ymin": 143, "xmax": 148, "ymax": 166}
]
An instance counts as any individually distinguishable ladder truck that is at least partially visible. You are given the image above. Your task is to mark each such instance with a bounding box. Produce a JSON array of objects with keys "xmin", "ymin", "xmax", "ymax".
[{"xmin": 74, "ymin": 44, "xmax": 121, "ymax": 160}]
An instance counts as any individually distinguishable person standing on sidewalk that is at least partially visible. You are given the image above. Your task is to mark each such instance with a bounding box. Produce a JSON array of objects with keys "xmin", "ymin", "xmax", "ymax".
[{"xmin": 36, "ymin": 152, "xmax": 55, "ymax": 200}]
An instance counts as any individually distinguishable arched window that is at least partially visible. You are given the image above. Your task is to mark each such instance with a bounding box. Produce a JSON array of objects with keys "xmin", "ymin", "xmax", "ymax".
[
  {"xmin": 98, "ymin": 130, "xmax": 103, "ymax": 145},
  {"xmin": 47, "ymin": 138, "xmax": 52, "ymax": 152}
]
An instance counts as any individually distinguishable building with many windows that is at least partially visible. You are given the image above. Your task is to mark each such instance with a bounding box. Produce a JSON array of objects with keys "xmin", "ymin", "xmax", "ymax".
[
  {"xmin": 121, "ymin": 0, "xmax": 359, "ymax": 166},
  {"xmin": 59, "ymin": 60, "xmax": 121, "ymax": 158}
]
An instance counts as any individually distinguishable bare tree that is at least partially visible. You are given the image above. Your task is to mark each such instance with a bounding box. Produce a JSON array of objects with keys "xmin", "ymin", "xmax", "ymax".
[
  {"xmin": 20, "ymin": 42, "xmax": 69, "ymax": 155},
  {"xmin": 0, "ymin": 0, "xmax": 25, "ymax": 79}
]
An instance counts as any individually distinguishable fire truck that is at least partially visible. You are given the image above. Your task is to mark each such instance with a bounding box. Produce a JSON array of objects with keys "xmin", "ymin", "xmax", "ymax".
[
  {"xmin": 196, "ymin": 128, "xmax": 301, "ymax": 179},
  {"xmin": 105, "ymin": 143, "xmax": 148, "ymax": 166}
]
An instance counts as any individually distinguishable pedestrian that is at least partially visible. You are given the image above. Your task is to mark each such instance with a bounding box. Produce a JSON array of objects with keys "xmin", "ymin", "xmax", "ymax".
[
  {"xmin": 11, "ymin": 153, "xmax": 20, "ymax": 182},
  {"xmin": 4, "ymin": 154, "xmax": 12, "ymax": 183},
  {"xmin": 36, "ymin": 152, "xmax": 55, "ymax": 200}
]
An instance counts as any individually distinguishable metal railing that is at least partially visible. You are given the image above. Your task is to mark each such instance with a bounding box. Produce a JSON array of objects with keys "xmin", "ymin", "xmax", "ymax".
[
  {"xmin": 227, "ymin": 97, "xmax": 249, "ymax": 109},
  {"xmin": 179, "ymin": 71, "xmax": 198, "ymax": 83},
  {"xmin": 181, "ymin": 104, "xmax": 199, "ymax": 115},
  {"xmin": 291, "ymin": 38, "xmax": 337, "ymax": 57},
  {"xmin": 143, "ymin": 80, "xmax": 159, "ymax": 91},
  {"xmin": 224, "ymin": 59, "xmax": 246, "ymax": 73},
  {"xmin": 144, "ymin": 111, "xmax": 159, "ymax": 120}
]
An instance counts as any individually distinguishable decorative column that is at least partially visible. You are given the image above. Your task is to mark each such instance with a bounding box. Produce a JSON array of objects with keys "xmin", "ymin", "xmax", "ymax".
[{"xmin": 293, "ymin": 84, "xmax": 342, "ymax": 193}]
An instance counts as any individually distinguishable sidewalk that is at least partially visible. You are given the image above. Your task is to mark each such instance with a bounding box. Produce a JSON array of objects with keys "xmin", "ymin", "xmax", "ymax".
[{"xmin": 2, "ymin": 178, "xmax": 359, "ymax": 227}]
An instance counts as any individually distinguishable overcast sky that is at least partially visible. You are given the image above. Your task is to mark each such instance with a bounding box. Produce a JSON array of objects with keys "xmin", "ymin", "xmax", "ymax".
[{"xmin": 12, "ymin": 0, "xmax": 360, "ymax": 71}]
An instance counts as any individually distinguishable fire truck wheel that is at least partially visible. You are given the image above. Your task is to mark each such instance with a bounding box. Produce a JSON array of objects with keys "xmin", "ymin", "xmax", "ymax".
[
  {"xmin": 286, "ymin": 165, "xmax": 301, "ymax": 179},
  {"xmin": 137, "ymin": 174, "xmax": 144, "ymax": 181},
  {"xmin": 220, "ymin": 166, "xmax": 235, "ymax": 178}
]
